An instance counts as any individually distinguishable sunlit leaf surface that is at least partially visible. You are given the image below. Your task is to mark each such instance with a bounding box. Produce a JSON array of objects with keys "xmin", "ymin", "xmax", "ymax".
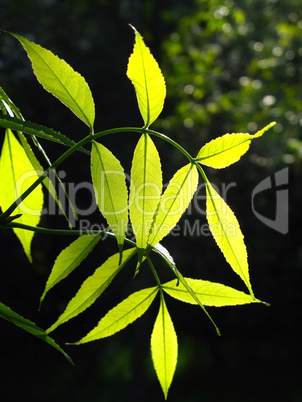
[
  {"xmin": 196, "ymin": 122, "xmax": 276, "ymax": 168},
  {"xmin": 46, "ymin": 248, "xmax": 136, "ymax": 333},
  {"xmin": 74, "ymin": 286, "xmax": 158, "ymax": 343},
  {"xmin": 91, "ymin": 141, "xmax": 128, "ymax": 249},
  {"xmin": 40, "ymin": 235, "xmax": 101, "ymax": 305},
  {"xmin": 10, "ymin": 32, "xmax": 95, "ymax": 128},
  {"xmin": 0, "ymin": 129, "xmax": 43, "ymax": 261},
  {"xmin": 163, "ymin": 278, "xmax": 261, "ymax": 306},
  {"xmin": 127, "ymin": 26, "xmax": 166, "ymax": 127},
  {"xmin": 130, "ymin": 133, "xmax": 162, "ymax": 249},
  {"xmin": 151, "ymin": 296, "xmax": 177, "ymax": 399},
  {"xmin": 206, "ymin": 179, "xmax": 254, "ymax": 296},
  {"xmin": 148, "ymin": 163, "xmax": 198, "ymax": 247}
]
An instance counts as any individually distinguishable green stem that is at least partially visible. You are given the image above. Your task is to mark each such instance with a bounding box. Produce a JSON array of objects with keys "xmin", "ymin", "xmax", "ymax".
[
  {"xmin": 146, "ymin": 256, "xmax": 162, "ymax": 289},
  {"xmin": 0, "ymin": 221, "xmax": 136, "ymax": 244},
  {"xmin": 0, "ymin": 222, "xmax": 107, "ymax": 236},
  {"xmin": 145, "ymin": 128, "xmax": 194, "ymax": 163},
  {"xmin": 165, "ymin": 262, "xmax": 221, "ymax": 336}
]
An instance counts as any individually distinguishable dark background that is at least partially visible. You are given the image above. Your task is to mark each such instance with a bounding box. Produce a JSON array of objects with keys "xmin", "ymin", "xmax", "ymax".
[{"xmin": 0, "ymin": 0, "xmax": 301, "ymax": 401}]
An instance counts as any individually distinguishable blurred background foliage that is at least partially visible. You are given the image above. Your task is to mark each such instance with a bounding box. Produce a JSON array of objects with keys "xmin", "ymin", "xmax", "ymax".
[{"xmin": 0, "ymin": 0, "xmax": 301, "ymax": 401}]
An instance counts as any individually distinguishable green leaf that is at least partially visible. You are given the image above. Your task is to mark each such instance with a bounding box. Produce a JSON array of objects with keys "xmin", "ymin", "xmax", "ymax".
[
  {"xmin": 73, "ymin": 286, "xmax": 158, "ymax": 344},
  {"xmin": 127, "ymin": 26, "xmax": 166, "ymax": 127},
  {"xmin": 148, "ymin": 163, "xmax": 198, "ymax": 247},
  {"xmin": 0, "ymin": 115, "xmax": 88, "ymax": 152},
  {"xmin": 0, "ymin": 129, "xmax": 43, "ymax": 261},
  {"xmin": 9, "ymin": 32, "xmax": 95, "ymax": 129},
  {"xmin": 205, "ymin": 178, "xmax": 254, "ymax": 296},
  {"xmin": 16, "ymin": 131, "xmax": 77, "ymax": 226},
  {"xmin": 0, "ymin": 301, "xmax": 73, "ymax": 364},
  {"xmin": 196, "ymin": 122, "xmax": 276, "ymax": 168},
  {"xmin": 46, "ymin": 248, "xmax": 136, "ymax": 333},
  {"xmin": 91, "ymin": 141, "xmax": 129, "ymax": 250},
  {"xmin": 151, "ymin": 295, "xmax": 177, "ymax": 399},
  {"xmin": 0, "ymin": 86, "xmax": 22, "ymax": 117},
  {"xmin": 40, "ymin": 235, "xmax": 101, "ymax": 305},
  {"xmin": 0, "ymin": 91, "xmax": 78, "ymax": 225},
  {"xmin": 163, "ymin": 278, "xmax": 261, "ymax": 306},
  {"xmin": 129, "ymin": 133, "xmax": 162, "ymax": 250}
]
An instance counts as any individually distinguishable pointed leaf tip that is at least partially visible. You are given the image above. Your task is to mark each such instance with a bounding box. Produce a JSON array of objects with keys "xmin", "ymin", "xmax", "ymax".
[
  {"xmin": 151, "ymin": 296, "xmax": 177, "ymax": 399},
  {"xmin": 205, "ymin": 178, "xmax": 254, "ymax": 296},
  {"xmin": 196, "ymin": 121, "xmax": 276, "ymax": 169},
  {"xmin": 73, "ymin": 286, "xmax": 158, "ymax": 344},
  {"xmin": 127, "ymin": 28, "xmax": 166, "ymax": 127},
  {"xmin": 8, "ymin": 31, "xmax": 95, "ymax": 129}
]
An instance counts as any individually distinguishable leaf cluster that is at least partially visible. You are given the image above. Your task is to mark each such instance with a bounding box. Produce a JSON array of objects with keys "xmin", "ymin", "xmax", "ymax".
[{"xmin": 0, "ymin": 26, "xmax": 274, "ymax": 398}]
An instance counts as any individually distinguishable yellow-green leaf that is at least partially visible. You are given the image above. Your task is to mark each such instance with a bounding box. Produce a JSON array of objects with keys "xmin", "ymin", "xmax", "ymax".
[
  {"xmin": 127, "ymin": 26, "xmax": 166, "ymax": 127},
  {"xmin": 196, "ymin": 122, "xmax": 276, "ymax": 168},
  {"xmin": 91, "ymin": 141, "xmax": 129, "ymax": 249},
  {"xmin": 148, "ymin": 163, "xmax": 198, "ymax": 247},
  {"xmin": 0, "ymin": 129, "xmax": 43, "ymax": 261},
  {"xmin": 151, "ymin": 295, "xmax": 177, "ymax": 399},
  {"xmin": 206, "ymin": 179, "xmax": 254, "ymax": 296},
  {"xmin": 73, "ymin": 286, "xmax": 158, "ymax": 344},
  {"xmin": 17, "ymin": 132, "xmax": 77, "ymax": 226},
  {"xmin": 163, "ymin": 278, "xmax": 261, "ymax": 306},
  {"xmin": 46, "ymin": 248, "xmax": 136, "ymax": 333},
  {"xmin": 129, "ymin": 134, "xmax": 162, "ymax": 249},
  {"xmin": 0, "ymin": 87, "xmax": 77, "ymax": 225},
  {"xmin": 40, "ymin": 235, "xmax": 101, "ymax": 305},
  {"xmin": 9, "ymin": 32, "xmax": 95, "ymax": 129}
]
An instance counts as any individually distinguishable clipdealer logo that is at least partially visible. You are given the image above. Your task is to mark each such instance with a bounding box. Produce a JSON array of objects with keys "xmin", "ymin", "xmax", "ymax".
[{"xmin": 251, "ymin": 167, "xmax": 289, "ymax": 234}]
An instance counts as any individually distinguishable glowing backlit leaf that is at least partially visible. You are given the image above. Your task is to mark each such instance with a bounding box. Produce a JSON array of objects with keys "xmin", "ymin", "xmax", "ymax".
[
  {"xmin": 127, "ymin": 26, "xmax": 166, "ymax": 127},
  {"xmin": 91, "ymin": 141, "xmax": 129, "ymax": 251},
  {"xmin": 163, "ymin": 278, "xmax": 261, "ymax": 306},
  {"xmin": 9, "ymin": 32, "xmax": 95, "ymax": 128},
  {"xmin": 148, "ymin": 163, "xmax": 198, "ymax": 247},
  {"xmin": 129, "ymin": 133, "xmax": 162, "ymax": 249},
  {"xmin": 74, "ymin": 286, "xmax": 158, "ymax": 344},
  {"xmin": 196, "ymin": 122, "xmax": 276, "ymax": 168},
  {"xmin": 206, "ymin": 179, "xmax": 254, "ymax": 296},
  {"xmin": 0, "ymin": 129, "xmax": 43, "ymax": 261},
  {"xmin": 46, "ymin": 248, "xmax": 136, "ymax": 333},
  {"xmin": 151, "ymin": 296, "xmax": 177, "ymax": 399},
  {"xmin": 40, "ymin": 235, "xmax": 101, "ymax": 305}
]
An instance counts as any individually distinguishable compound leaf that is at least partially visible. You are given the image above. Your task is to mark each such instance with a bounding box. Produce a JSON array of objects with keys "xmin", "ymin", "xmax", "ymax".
[
  {"xmin": 9, "ymin": 32, "xmax": 95, "ymax": 129},
  {"xmin": 151, "ymin": 295, "xmax": 177, "ymax": 400},
  {"xmin": 148, "ymin": 163, "xmax": 198, "ymax": 247},
  {"xmin": 163, "ymin": 278, "xmax": 261, "ymax": 306},
  {"xmin": 46, "ymin": 248, "xmax": 136, "ymax": 333},
  {"xmin": 196, "ymin": 122, "xmax": 276, "ymax": 168},
  {"xmin": 40, "ymin": 235, "xmax": 101, "ymax": 305},
  {"xmin": 0, "ymin": 301, "xmax": 73, "ymax": 365},
  {"xmin": 0, "ymin": 129, "xmax": 43, "ymax": 262},
  {"xmin": 129, "ymin": 134, "xmax": 162, "ymax": 250},
  {"xmin": 205, "ymin": 178, "xmax": 254, "ymax": 296},
  {"xmin": 127, "ymin": 26, "xmax": 166, "ymax": 127},
  {"xmin": 73, "ymin": 286, "xmax": 158, "ymax": 344},
  {"xmin": 91, "ymin": 141, "xmax": 129, "ymax": 251}
]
